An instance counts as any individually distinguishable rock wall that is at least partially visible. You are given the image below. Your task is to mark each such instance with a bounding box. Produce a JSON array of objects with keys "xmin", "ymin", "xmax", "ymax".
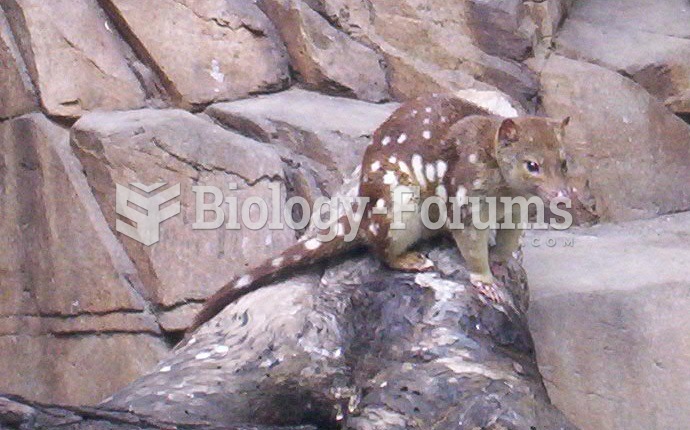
[{"xmin": 0, "ymin": 0, "xmax": 689, "ymax": 428}]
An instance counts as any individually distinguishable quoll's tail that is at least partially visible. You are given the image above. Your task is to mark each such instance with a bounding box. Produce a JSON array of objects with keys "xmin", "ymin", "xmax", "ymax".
[{"xmin": 189, "ymin": 215, "xmax": 365, "ymax": 333}]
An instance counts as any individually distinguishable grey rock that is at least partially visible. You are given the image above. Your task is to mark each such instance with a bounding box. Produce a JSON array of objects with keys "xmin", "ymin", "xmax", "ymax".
[
  {"xmin": 556, "ymin": 0, "xmax": 690, "ymax": 115},
  {"xmin": 103, "ymin": 243, "xmax": 576, "ymax": 429},
  {"xmin": 526, "ymin": 212, "xmax": 690, "ymax": 430}
]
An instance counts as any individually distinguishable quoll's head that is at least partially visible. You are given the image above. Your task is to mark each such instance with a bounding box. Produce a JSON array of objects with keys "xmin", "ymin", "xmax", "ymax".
[{"xmin": 495, "ymin": 116, "xmax": 572, "ymax": 203}]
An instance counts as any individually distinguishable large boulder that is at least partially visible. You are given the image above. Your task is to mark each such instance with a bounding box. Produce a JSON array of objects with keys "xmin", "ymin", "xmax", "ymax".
[
  {"xmin": 540, "ymin": 55, "xmax": 690, "ymax": 221},
  {"xmin": 1, "ymin": 0, "xmax": 146, "ymax": 118},
  {"xmin": 206, "ymin": 89, "xmax": 398, "ymax": 198},
  {"xmin": 304, "ymin": 0, "xmax": 571, "ymax": 107},
  {"xmin": 0, "ymin": 114, "xmax": 166, "ymax": 404},
  {"xmin": 555, "ymin": 0, "xmax": 690, "ymax": 115},
  {"xmin": 259, "ymin": 0, "xmax": 389, "ymax": 102},
  {"xmin": 100, "ymin": 0, "xmax": 290, "ymax": 108},
  {"xmin": 526, "ymin": 212, "xmax": 690, "ymax": 430},
  {"xmin": 71, "ymin": 109, "xmax": 296, "ymax": 314}
]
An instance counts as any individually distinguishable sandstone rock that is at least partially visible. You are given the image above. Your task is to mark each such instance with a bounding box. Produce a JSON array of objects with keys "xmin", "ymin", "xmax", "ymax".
[
  {"xmin": 525, "ymin": 213, "xmax": 690, "ymax": 430},
  {"xmin": 0, "ymin": 9, "xmax": 36, "ymax": 119},
  {"xmin": 0, "ymin": 334, "xmax": 167, "ymax": 405},
  {"xmin": 71, "ymin": 109, "xmax": 296, "ymax": 307},
  {"xmin": 259, "ymin": 0, "xmax": 389, "ymax": 102},
  {"xmin": 206, "ymin": 89, "xmax": 398, "ymax": 197},
  {"xmin": 0, "ymin": 114, "xmax": 147, "ymax": 317},
  {"xmin": 0, "ymin": 114, "xmax": 165, "ymax": 406},
  {"xmin": 307, "ymin": 0, "xmax": 542, "ymax": 107},
  {"xmin": 0, "ymin": 314, "xmax": 161, "ymax": 336},
  {"xmin": 540, "ymin": 55, "xmax": 690, "ymax": 221},
  {"xmin": 101, "ymin": 0, "xmax": 290, "ymax": 108},
  {"xmin": 1, "ymin": 0, "xmax": 145, "ymax": 118},
  {"xmin": 556, "ymin": 0, "xmax": 690, "ymax": 115}
]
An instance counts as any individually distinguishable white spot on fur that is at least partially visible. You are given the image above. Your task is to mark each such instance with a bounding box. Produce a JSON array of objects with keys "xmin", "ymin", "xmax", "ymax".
[
  {"xmin": 160, "ymin": 365, "xmax": 171, "ymax": 373},
  {"xmin": 382, "ymin": 136, "xmax": 391, "ymax": 146},
  {"xmin": 425, "ymin": 107, "xmax": 432, "ymax": 113},
  {"xmin": 455, "ymin": 89, "xmax": 519, "ymax": 118},
  {"xmin": 305, "ymin": 238, "xmax": 322, "ymax": 250},
  {"xmin": 441, "ymin": 116, "xmax": 448, "ymax": 123},
  {"xmin": 383, "ymin": 170, "xmax": 398, "ymax": 186},
  {"xmin": 411, "ymin": 154, "xmax": 427, "ymax": 189},
  {"xmin": 425, "ymin": 163, "xmax": 436, "ymax": 182},
  {"xmin": 397, "ymin": 134, "xmax": 407, "ymax": 144},
  {"xmin": 423, "ymin": 130, "xmax": 432, "ymax": 140},
  {"xmin": 423, "ymin": 118, "xmax": 431, "ymax": 125},
  {"xmin": 473, "ymin": 179, "xmax": 483, "ymax": 189},
  {"xmin": 389, "ymin": 156, "xmax": 397, "ymax": 163},
  {"xmin": 468, "ymin": 154, "xmax": 479, "ymax": 164},
  {"xmin": 412, "ymin": 109, "xmax": 418, "ymax": 117},
  {"xmin": 369, "ymin": 223, "xmax": 380, "ymax": 235},
  {"xmin": 398, "ymin": 161, "xmax": 412, "ymax": 176},
  {"xmin": 376, "ymin": 198, "xmax": 386, "ymax": 208},
  {"xmin": 370, "ymin": 161, "xmax": 381, "ymax": 172},
  {"xmin": 436, "ymin": 161, "xmax": 447, "ymax": 180},
  {"xmin": 272, "ymin": 257, "xmax": 284, "ymax": 267}
]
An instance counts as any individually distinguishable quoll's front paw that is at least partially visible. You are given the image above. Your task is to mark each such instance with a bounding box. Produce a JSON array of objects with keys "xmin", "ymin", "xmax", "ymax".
[{"xmin": 469, "ymin": 273, "xmax": 504, "ymax": 304}]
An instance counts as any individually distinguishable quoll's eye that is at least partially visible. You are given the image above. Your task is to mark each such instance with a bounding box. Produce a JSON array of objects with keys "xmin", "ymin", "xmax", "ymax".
[{"xmin": 525, "ymin": 161, "xmax": 540, "ymax": 174}]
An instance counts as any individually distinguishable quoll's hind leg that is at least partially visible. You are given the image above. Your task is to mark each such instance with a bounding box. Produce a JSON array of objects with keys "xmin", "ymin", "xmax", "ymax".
[
  {"xmin": 366, "ymin": 203, "xmax": 435, "ymax": 273},
  {"xmin": 452, "ymin": 225, "xmax": 504, "ymax": 303}
]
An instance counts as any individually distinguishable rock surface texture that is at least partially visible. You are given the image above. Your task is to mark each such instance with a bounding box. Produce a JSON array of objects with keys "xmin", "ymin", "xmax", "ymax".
[
  {"xmin": 0, "ymin": 0, "xmax": 689, "ymax": 429},
  {"xmin": 102, "ymin": 245, "xmax": 576, "ymax": 429},
  {"xmin": 525, "ymin": 213, "xmax": 690, "ymax": 430}
]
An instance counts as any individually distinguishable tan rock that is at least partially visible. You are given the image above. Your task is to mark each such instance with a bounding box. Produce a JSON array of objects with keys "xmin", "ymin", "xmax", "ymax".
[
  {"xmin": 0, "ymin": 114, "xmax": 147, "ymax": 317},
  {"xmin": 71, "ymin": 109, "xmax": 296, "ymax": 307},
  {"xmin": 0, "ymin": 334, "xmax": 167, "ymax": 405},
  {"xmin": 101, "ymin": 0, "xmax": 290, "ymax": 108},
  {"xmin": 526, "ymin": 213, "xmax": 690, "ymax": 430},
  {"xmin": 540, "ymin": 55, "xmax": 690, "ymax": 221},
  {"xmin": 260, "ymin": 0, "xmax": 389, "ymax": 102},
  {"xmin": 308, "ymin": 0, "xmax": 542, "ymax": 106},
  {"xmin": 2, "ymin": 0, "xmax": 145, "ymax": 118},
  {"xmin": 206, "ymin": 88, "xmax": 398, "ymax": 197},
  {"xmin": 0, "ymin": 9, "xmax": 36, "ymax": 119},
  {"xmin": 0, "ymin": 314, "xmax": 161, "ymax": 336},
  {"xmin": 556, "ymin": 0, "xmax": 690, "ymax": 114}
]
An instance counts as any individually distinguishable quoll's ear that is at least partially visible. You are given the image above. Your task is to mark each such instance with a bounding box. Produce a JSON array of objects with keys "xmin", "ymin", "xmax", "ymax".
[
  {"xmin": 498, "ymin": 118, "xmax": 519, "ymax": 146},
  {"xmin": 557, "ymin": 116, "xmax": 571, "ymax": 141}
]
